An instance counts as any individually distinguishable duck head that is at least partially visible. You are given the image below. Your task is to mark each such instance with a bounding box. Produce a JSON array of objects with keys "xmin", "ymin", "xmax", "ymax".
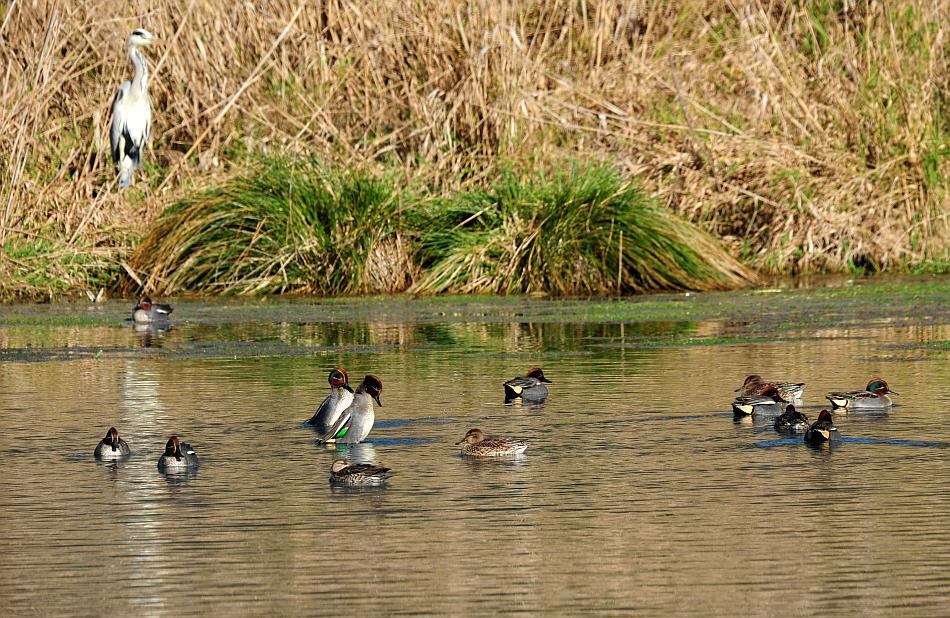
[
  {"xmin": 758, "ymin": 385, "xmax": 788, "ymax": 403},
  {"xmin": 526, "ymin": 367, "xmax": 552, "ymax": 383},
  {"xmin": 328, "ymin": 368, "xmax": 353, "ymax": 393},
  {"xmin": 816, "ymin": 410, "xmax": 834, "ymax": 425},
  {"xmin": 136, "ymin": 296, "xmax": 153, "ymax": 311},
  {"xmin": 330, "ymin": 460, "xmax": 350, "ymax": 474},
  {"xmin": 164, "ymin": 436, "xmax": 183, "ymax": 461},
  {"xmin": 866, "ymin": 378, "xmax": 898, "ymax": 396},
  {"xmin": 103, "ymin": 426, "xmax": 120, "ymax": 451},
  {"xmin": 735, "ymin": 374, "xmax": 763, "ymax": 392},
  {"xmin": 356, "ymin": 374, "xmax": 383, "ymax": 406},
  {"xmin": 455, "ymin": 428, "xmax": 485, "ymax": 445}
]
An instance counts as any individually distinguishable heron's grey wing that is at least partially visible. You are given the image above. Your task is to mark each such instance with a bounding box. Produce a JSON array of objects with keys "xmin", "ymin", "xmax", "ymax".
[
  {"xmin": 143, "ymin": 104, "xmax": 151, "ymax": 154},
  {"xmin": 110, "ymin": 83, "xmax": 130, "ymax": 163},
  {"xmin": 322, "ymin": 409, "xmax": 353, "ymax": 442}
]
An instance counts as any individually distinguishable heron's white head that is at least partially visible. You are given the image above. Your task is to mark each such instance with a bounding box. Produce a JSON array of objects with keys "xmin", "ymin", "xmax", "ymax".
[{"xmin": 127, "ymin": 29, "xmax": 159, "ymax": 48}]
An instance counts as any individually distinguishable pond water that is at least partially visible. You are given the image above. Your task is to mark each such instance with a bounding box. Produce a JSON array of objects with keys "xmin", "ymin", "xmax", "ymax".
[{"xmin": 1, "ymin": 278, "xmax": 949, "ymax": 615}]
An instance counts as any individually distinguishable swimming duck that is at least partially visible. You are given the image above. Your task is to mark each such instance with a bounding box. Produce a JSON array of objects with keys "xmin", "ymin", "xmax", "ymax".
[
  {"xmin": 825, "ymin": 378, "xmax": 898, "ymax": 410},
  {"xmin": 731, "ymin": 386, "xmax": 788, "ymax": 416},
  {"xmin": 504, "ymin": 367, "xmax": 551, "ymax": 401},
  {"xmin": 773, "ymin": 405, "xmax": 809, "ymax": 432},
  {"xmin": 455, "ymin": 428, "xmax": 528, "ymax": 457},
  {"xmin": 320, "ymin": 374, "xmax": 382, "ymax": 445},
  {"xmin": 157, "ymin": 436, "xmax": 199, "ymax": 471},
  {"xmin": 804, "ymin": 410, "xmax": 839, "ymax": 443},
  {"xmin": 94, "ymin": 426, "xmax": 131, "ymax": 459},
  {"xmin": 133, "ymin": 296, "xmax": 173, "ymax": 323},
  {"xmin": 329, "ymin": 460, "xmax": 391, "ymax": 486},
  {"xmin": 735, "ymin": 374, "xmax": 806, "ymax": 401},
  {"xmin": 306, "ymin": 368, "xmax": 354, "ymax": 431}
]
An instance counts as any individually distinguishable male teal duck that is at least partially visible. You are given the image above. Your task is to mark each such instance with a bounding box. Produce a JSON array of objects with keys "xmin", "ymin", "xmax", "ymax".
[
  {"xmin": 455, "ymin": 428, "xmax": 528, "ymax": 456},
  {"xmin": 306, "ymin": 367, "xmax": 354, "ymax": 431},
  {"xmin": 731, "ymin": 385, "xmax": 788, "ymax": 417},
  {"xmin": 320, "ymin": 375, "xmax": 382, "ymax": 445},
  {"xmin": 804, "ymin": 410, "xmax": 839, "ymax": 443},
  {"xmin": 133, "ymin": 296, "xmax": 173, "ymax": 323},
  {"xmin": 504, "ymin": 367, "xmax": 551, "ymax": 402},
  {"xmin": 94, "ymin": 426, "xmax": 131, "ymax": 460},
  {"xmin": 157, "ymin": 436, "xmax": 199, "ymax": 471},
  {"xmin": 826, "ymin": 378, "xmax": 898, "ymax": 410},
  {"xmin": 773, "ymin": 406, "xmax": 809, "ymax": 432},
  {"xmin": 329, "ymin": 460, "xmax": 391, "ymax": 486},
  {"xmin": 735, "ymin": 374, "xmax": 806, "ymax": 401}
]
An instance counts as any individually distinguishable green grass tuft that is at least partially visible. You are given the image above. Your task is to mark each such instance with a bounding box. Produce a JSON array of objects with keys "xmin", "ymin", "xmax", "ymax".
[
  {"xmin": 132, "ymin": 159, "xmax": 757, "ymax": 296},
  {"xmin": 410, "ymin": 165, "xmax": 757, "ymax": 294},
  {"xmin": 131, "ymin": 158, "xmax": 414, "ymax": 295}
]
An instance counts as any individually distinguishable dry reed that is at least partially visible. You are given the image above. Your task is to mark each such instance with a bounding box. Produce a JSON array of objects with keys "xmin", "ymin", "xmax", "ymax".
[{"xmin": 0, "ymin": 0, "xmax": 946, "ymax": 298}]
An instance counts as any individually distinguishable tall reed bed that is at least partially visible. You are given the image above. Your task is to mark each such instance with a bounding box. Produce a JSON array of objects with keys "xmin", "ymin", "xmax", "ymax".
[
  {"xmin": 130, "ymin": 159, "xmax": 756, "ymax": 295},
  {"xmin": 0, "ymin": 1, "xmax": 946, "ymax": 299}
]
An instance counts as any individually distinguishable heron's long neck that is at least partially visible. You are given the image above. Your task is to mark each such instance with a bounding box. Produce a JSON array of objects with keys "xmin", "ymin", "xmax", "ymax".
[{"xmin": 128, "ymin": 46, "xmax": 149, "ymax": 95}]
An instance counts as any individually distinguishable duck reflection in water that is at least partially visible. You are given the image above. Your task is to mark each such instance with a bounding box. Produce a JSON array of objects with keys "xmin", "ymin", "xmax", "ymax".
[{"xmin": 133, "ymin": 322, "xmax": 171, "ymax": 348}]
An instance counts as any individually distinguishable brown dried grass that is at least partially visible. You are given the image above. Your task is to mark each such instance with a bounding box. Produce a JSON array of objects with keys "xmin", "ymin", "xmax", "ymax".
[{"xmin": 0, "ymin": 0, "xmax": 946, "ymax": 298}]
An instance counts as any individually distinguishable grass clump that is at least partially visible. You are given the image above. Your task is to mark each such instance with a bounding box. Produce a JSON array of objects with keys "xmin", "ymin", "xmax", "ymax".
[
  {"xmin": 132, "ymin": 159, "xmax": 756, "ymax": 296},
  {"xmin": 130, "ymin": 158, "xmax": 415, "ymax": 295},
  {"xmin": 412, "ymin": 165, "xmax": 757, "ymax": 294},
  {"xmin": 1, "ymin": 238, "xmax": 120, "ymax": 301}
]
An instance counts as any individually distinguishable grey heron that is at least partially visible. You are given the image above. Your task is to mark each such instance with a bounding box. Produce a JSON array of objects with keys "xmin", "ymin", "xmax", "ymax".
[{"xmin": 110, "ymin": 29, "xmax": 158, "ymax": 189}]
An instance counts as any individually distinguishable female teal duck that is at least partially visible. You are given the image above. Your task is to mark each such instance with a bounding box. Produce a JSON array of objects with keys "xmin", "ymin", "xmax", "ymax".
[
  {"xmin": 157, "ymin": 436, "xmax": 199, "ymax": 471},
  {"xmin": 94, "ymin": 427, "xmax": 131, "ymax": 460},
  {"xmin": 804, "ymin": 410, "xmax": 839, "ymax": 443},
  {"xmin": 826, "ymin": 378, "xmax": 898, "ymax": 410},
  {"xmin": 456, "ymin": 428, "xmax": 527, "ymax": 456},
  {"xmin": 320, "ymin": 375, "xmax": 382, "ymax": 445},
  {"xmin": 773, "ymin": 406, "xmax": 809, "ymax": 432},
  {"xmin": 306, "ymin": 367, "xmax": 354, "ymax": 431},
  {"xmin": 735, "ymin": 374, "xmax": 805, "ymax": 401},
  {"xmin": 329, "ymin": 460, "xmax": 391, "ymax": 486},
  {"xmin": 731, "ymin": 385, "xmax": 788, "ymax": 417},
  {"xmin": 504, "ymin": 367, "xmax": 552, "ymax": 402},
  {"xmin": 133, "ymin": 296, "xmax": 173, "ymax": 323}
]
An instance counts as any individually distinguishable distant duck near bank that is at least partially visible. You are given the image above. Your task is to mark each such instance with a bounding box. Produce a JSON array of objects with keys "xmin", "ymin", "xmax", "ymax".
[{"xmin": 133, "ymin": 296, "xmax": 173, "ymax": 323}]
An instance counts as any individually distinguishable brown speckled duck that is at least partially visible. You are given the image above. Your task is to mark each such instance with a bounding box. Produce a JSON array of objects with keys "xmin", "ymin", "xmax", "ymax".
[{"xmin": 455, "ymin": 428, "xmax": 527, "ymax": 457}]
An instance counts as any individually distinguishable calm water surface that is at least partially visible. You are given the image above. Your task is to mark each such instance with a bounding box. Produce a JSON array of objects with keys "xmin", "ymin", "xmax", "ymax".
[{"xmin": 1, "ymin": 281, "xmax": 949, "ymax": 615}]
